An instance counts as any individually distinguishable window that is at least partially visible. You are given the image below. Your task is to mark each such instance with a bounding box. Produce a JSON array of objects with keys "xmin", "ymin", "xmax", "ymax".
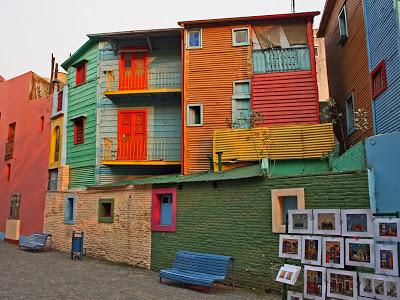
[
  {"xmin": 98, "ymin": 199, "xmax": 114, "ymax": 223},
  {"xmin": 8, "ymin": 122, "xmax": 15, "ymax": 142},
  {"xmin": 371, "ymin": 61, "xmax": 387, "ymax": 99},
  {"xmin": 40, "ymin": 116, "xmax": 44, "ymax": 132},
  {"xmin": 338, "ymin": 5, "xmax": 348, "ymax": 43},
  {"xmin": 64, "ymin": 195, "xmax": 76, "ymax": 224},
  {"xmin": 232, "ymin": 28, "xmax": 250, "ymax": 46},
  {"xmin": 5, "ymin": 123, "xmax": 15, "ymax": 159},
  {"xmin": 54, "ymin": 126, "xmax": 61, "ymax": 162},
  {"xmin": 48, "ymin": 169, "xmax": 58, "ymax": 191},
  {"xmin": 5, "ymin": 164, "xmax": 11, "ymax": 181},
  {"xmin": 187, "ymin": 29, "xmax": 202, "ymax": 49},
  {"xmin": 187, "ymin": 104, "xmax": 203, "ymax": 126},
  {"xmin": 73, "ymin": 117, "xmax": 85, "ymax": 144},
  {"xmin": 75, "ymin": 62, "xmax": 87, "ymax": 86},
  {"xmin": 271, "ymin": 188, "xmax": 305, "ymax": 233},
  {"xmin": 57, "ymin": 91, "xmax": 63, "ymax": 112},
  {"xmin": 9, "ymin": 193, "xmax": 21, "ymax": 219},
  {"xmin": 152, "ymin": 188, "xmax": 176, "ymax": 232},
  {"xmin": 314, "ymin": 46, "xmax": 319, "ymax": 57},
  {"xmin": 232, "ymin": 80, "xmax": 251, "ymax": 128},
  {"xmin": 345, "ymin": 94, "xmax": 355, "ymax": 135}
]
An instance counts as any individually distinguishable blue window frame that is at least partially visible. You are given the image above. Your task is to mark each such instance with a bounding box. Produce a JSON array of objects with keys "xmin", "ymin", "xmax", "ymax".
[
  {"xmin": 345, "ymin": 94, "xmax": 355, "ymax": 135},
  {"xmin": 64, "ymin": 195, "xmax": 76, "ymax": 224}
]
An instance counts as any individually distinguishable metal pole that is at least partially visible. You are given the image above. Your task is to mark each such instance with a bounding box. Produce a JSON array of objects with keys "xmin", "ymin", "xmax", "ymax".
[{"xmin": 291, "ymin": 0, "xmax": 296, "ymax": 13}]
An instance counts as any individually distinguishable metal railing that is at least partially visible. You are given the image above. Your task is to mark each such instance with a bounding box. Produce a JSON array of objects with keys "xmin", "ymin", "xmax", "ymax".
[
  {"xmin": 101, "ymin": 136, "xmax": 181, "ymax": 161},
  {"xmin": 5, "ymin": 141, "xmax": 14, "ymax": 160}
]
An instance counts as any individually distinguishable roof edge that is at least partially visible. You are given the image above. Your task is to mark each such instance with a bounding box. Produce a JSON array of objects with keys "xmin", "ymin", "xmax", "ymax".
[
  {"xmin": 317, "ymin": 0, "xmax": 336, "ymax": 37},
  {"xmin": 87, "ymin": 27, "xmax": 182, "ymax": 39},
  {"xmin": 61, "ymin": 38, "xmax": 97, "ymax": 70}
]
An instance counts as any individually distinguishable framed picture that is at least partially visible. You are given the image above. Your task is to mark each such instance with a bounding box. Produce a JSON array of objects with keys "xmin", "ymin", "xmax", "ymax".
[
  {"xmin": 341, "ymin": 209, "xmax": 373, "ymax": 237},
  {"xmin": 359, "ymin": 273, "xmax": 376, "ymax": 299},
  {"xmin": 276, "ymin": 264, "xmax": 302, "ymax": 285},
  {"xmin": 359, "ymin": 273, "xmax": 400, "ymax": 300},
  {"xmin": 322, "ymin": 237, "xmax": 344, "ymax": 268},
  {"xmin": 313, "ymin": 209, "xmax": 341, "ymax": 235},
  {"xmin": 287, "ymin": 291, "xmax": 303, "ymax": 300},
  {"xmin": 304, "ymin": 265, "xmax": 326, "ymax": 300},
  {"xmin": 279, "ymin": 235, "xmax": 302, "ymax": 260},
  {"xmin": 288, "ymin": 209, "xmax": 313, "ymax": 234},
  {"xmin": 345, "ymin": 238, "xmax": 374, "ymax": 268},
  {"xmin": 374, "ymin": 218, "xmax": 400, "ymax": 242},
  {"xmin": 375, "ymin": 243, "xmax": 399, "ymax": 276},
  {"xmin": 326, "ymin": 269, "xmax": 357, "ymax": 300},
  {"xmin": 302, "ymin": 236, "xmax": 322, "ymax": 266},
  {"xmin": 385, "ymin": 276, "xmax": 400, "ymax": 299}
]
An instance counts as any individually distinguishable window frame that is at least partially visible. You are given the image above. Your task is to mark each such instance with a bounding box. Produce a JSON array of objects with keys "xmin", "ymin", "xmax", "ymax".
[
  {"xmin": 345, "ymin": 93, "xmax": 356, "ymax": 135},
  {"xmin": 98, "ymin": 199, "xmax": 114, "ymax": 223},
  {"xmin": 338, "ymin": 5, "xmax": 349, "ymax": 43},
  {"xmin": 186, "ymin": 104, "xmax": 203, "ymax": 127},
  {"xmin": 371, "ymin": 60, "xmax": 388, "ymax": 99},
  {"xmin": 152, "ymin": 187, "xmax": 176, "ymax": 232},
  {"xmin": 57, "ymin": 90, "xmax": 63, "ymax": 112},
  {"xmin": 232, "ymin": 80, "xmax": 252, "ymax": 128},
  {"xmin": 75, "ymin": 61, "xmax": 87, "ymax": 86},
  {"xmin": 232, "ymin": 27, "xmax": 250, "ymax": 47},
  {"xmin": 73, "ymin": 117, "xmax": 85, "ymax": 145},
  {"xmin": 186, "ymin": 29, "xmax": 202, "ymax": 49},
  {"xmin": 64, "ymin": 195, "xmax": 76, "ymax": 225}
]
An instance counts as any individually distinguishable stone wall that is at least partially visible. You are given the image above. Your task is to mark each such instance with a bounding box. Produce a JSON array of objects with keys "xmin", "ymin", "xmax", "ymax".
[{"xmin": 44, "ymin": 186, "xmax": 152, "ymax": 268}]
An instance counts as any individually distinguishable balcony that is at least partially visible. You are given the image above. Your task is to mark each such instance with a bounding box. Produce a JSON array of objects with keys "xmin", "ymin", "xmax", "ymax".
[
  {"xmin": 212, "ymin": 123, "xmax": 335, "ymax": 164},
  {"xmin": 101, "ymin": 137, "xmax": 181, "ymax": 166},
  {"xmin": 5, "ymin": 141, "xmax": 14, "ymax": 160}
]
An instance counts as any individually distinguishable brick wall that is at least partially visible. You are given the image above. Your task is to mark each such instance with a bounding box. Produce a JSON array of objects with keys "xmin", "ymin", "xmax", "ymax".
[
  {"xmin": 151, "ymin": 171, "xmax": 370, "ymax": 292},
  {"xmin": 44, "ymin": 186, "xmax": 152, "ymax": 268},
  {"xmin": 57, "ymin": 166, "xmax": 69, "ymax": 191}
]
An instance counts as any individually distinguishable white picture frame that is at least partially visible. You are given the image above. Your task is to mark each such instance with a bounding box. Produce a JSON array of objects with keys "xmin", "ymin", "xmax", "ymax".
[
  {"xmin": 302, "ymin": 236, "xmax": 322, "ymax": 266},
  {"xmin": 322, "ymin": 237, "xmax": 345, "ymax": 268},
  {"xmin": 326, "ymin": 269, "xmax": 358, "ymax": 300},
  {"xmin": 313, "ymin": 209, "xmax": 341, "ymax": 235},
  {"xmin": 345, "ymin": 238, "xmax": 375, "ymax": 268},
  {"xmin": 341, "ymin": 209, "xmax": 373, "ymax": 237},
  {"xmin": 287, "ymin": 291, "xmax": 303, "ymax": 300},
  {"xmin": 304, "ymin": 265, "xmax": 326, "ymax": 300},
  {"xmin": 288, "ymin": 209, "xmax": 313, "ymax": 234},
  {"xmin": 385, "ymin": 276, "xmax": 400, "ymax": 299},
  {"xmin": 279, "ymin": 234, "xmax": 302, "ymax": 260},
  {"xmin": 375, "ymin": 243, "xmax": 399, "ymax": 277},
  {"xmin": 359, "ymin": 273, "xmax": 400, "ymax": 300},
  {"xmin": 276, "ymin": 264, "xmax": 302, "ymax": 285},
  {"xmin": 374, "ymin": 217, "xmax": 400, "ymax": 242}
]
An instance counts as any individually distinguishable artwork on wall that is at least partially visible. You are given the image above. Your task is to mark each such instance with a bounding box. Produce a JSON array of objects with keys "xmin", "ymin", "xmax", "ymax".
[
  {"xmin": 276, "ymin": 264, "xmax": 302, "ymax": 285},
  {"xmin": 326, "ymin": 269, "xmax": 358, "ymax": 300},
  {"xmin": 375, "ymin": 243, "xmax": 399, "ymax": 276},
  {"xmin": 313, "ymin": 209, "xmax": 341, "ymax": 236},
  {"xmin": 341, "ymin": 209, "xmax": 373, "ymax": 237},
  {"xmin": 287, "ymin": 291, "xmax": 303, "ymax": 300},
  {"xmin": 322, "ymin": 237, "xmax": 344, "ymax": 268},
  {"xmin": 374, "ymin": 218, "xmax": 400, "ymax": 242},
  {"xmin": 302, "ymin": 236, "xmax": 322, "ymax": 266},
  {"xmin": 359, "ymin": 273, "xmax": 400, "ymax": 300},
  {"xmin": 279, "ymin": 235, "xmax": 302, "ymax": 260},
  {"xmin": 345, "ymin": 238, "xmax": 374, "ymax": 268},
  {"xmin": 304, "ymin": 265, "xmax": 326, "ymax": 300},
  {"xmin": 288, "ymin": 209, "xmax": 313, "ymax": 234}
]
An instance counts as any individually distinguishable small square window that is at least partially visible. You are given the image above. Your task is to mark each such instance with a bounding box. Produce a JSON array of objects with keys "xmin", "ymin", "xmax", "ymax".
[
  {"xmin": 187, "ymin": 104, "xmax": 203, "ymax": 126},
  {"xmin": 232, "ymin": 28, "xmax": 250, "ymax": 46},
  {"xmin": 187, "ymin": 29, "xmax": 202, "ymax": 49},
  {"xmin": 371, "ymin": 61, "xmax": 387, "ymax": 99},
  {"xmin": 75, "ymin": 62, "xmax": 87, "ymax": 86},
  {"xmin": 73, "ymin": 117, "xmax": 85, "ymax": 145},
  {"xmin": 98, "ymin": 199, "xmax": 114, "ymax": 223},
  {"xmin": 64, "ymin": 195, "xmax": 76, "ymax": 224},
  {"xmin": 338, "ymin": 5, "xmax": 348, "ymax": 44},
  {"xmin": 345, "ymin": 94, "xmax": 355, "ymax": 135},
  {"xmin": 152, "ymin": 188, "xmax": 176, "ymax": 232}
]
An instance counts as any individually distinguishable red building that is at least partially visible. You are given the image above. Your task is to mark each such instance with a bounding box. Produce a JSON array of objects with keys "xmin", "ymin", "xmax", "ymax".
[{"xmin": 0, "ymin": 72, "xmax": 51, "ymax": 243}]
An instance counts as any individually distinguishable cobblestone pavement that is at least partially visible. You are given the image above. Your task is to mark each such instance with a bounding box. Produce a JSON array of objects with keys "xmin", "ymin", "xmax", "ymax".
[{"xmin": 0, "ymin": 242, "xmax": 280, "ymax": 300}]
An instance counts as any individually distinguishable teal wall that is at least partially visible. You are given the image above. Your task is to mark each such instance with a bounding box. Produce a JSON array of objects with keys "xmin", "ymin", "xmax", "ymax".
[
  {"xmin": 330, "ymin": 141, "xmax": 366, "ymax": 172},
  {"xmin": 269, "ymin": 158, "xmax": 330, "ymax": 176}
]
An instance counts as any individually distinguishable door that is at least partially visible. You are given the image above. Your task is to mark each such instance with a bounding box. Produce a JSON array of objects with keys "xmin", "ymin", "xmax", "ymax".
[
  {"xmin": 117, "ymin": 110, "xmax": 147, "ymax": 160},
  {"xmin": 119, "ymin": 51, "xmax": 148, "ymax": 90}
]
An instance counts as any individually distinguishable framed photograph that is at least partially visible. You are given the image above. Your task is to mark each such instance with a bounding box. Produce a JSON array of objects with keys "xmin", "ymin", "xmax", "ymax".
[
  {"xmin": 341, "ymin": 209, "xmax": 373, "ymax": 237},
  {"xmin": 327, "ymin": 269, "xmax": 357, "ymax": 300},
  {"xmin": 345, "ymin": 238, "xmax": 374, "ymax": 268},
  {"xmin": 287, "ymin": 291, "xmax": 303, "ymax": 300},
  {"xmin": 302, "ymin": 236, "xmax": 322, "ymax": 266},
  {"xmin": 359, "ymin": 273, "xmax": 376, "ymax": 299},
  {"xmin": 288, "ymin": 209, "xmax": 313, "ymax": 234},
  {"xmin": 276, "ymin": 264, "xmax": 302, "ymax": 285},
  {"xmin": 322, "ymin": 237, "xmax": 344, "ymax": 268},
  {"xmin": 313, "ymin": 209, "xmax": 341, "ymax": 235},
  {"xmin": 279, "ymin": 235, "xmax": 302, "ymax": 260},
  {"xmin": 304, "ymin": 265, "xmax": 326, "ymax": 300},
  {"xmin": 375, "ymin": 243, "xmax": 399, "ymax": 276},
  {"xmin": 385, "ymin": 276, "xmax": 400, "ymax": 299},
  {"xmin": 374, "ymin": 218, "xmax": 400, "ymax": 242},
  {"xmin": 359, "ymin": 273, "xmax": 400, "ymax": 300}
]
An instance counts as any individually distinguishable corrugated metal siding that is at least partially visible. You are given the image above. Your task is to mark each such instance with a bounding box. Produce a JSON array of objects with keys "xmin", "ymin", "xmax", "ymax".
[
  {"xmin": 213, "ymin": 123, "xmax": 335, "ymax": 162},
  {"xmin": 323, "ymin": 0, "xmax": 374, "ymax": 149},
  {"xmin": 184, "ymin": 25, "xmax": 252, "ymax": 174},
  {"xmin": 69, "ymin": 166, "xmax": 96, "ymax": 188},
  {"xmin": 252, "ymin": 71, "xmax": 319, "ymax": 125},
  {"xmin": 364, "ymin": 0, "xmax": 400, "ymax": 134}
]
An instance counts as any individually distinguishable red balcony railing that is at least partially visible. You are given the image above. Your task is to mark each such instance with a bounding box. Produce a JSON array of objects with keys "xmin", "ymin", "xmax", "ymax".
[{"xmin": 5, "ymin": 141, "xmax": 14, "ymax": 160}]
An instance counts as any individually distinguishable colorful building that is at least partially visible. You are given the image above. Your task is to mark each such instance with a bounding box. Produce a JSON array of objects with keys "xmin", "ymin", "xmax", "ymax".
[
  {"xmin": 0, "ymin": 72, "xmax": 52, "ymax": 242},
  {"xmin": 313, "ymin": 29, "xmax": 330, "ymax": 102}
]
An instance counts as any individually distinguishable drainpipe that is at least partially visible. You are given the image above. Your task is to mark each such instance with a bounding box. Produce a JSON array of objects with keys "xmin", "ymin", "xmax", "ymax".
[{"xmin": 216, "ymin": 151, "xmax": 223, "ymax": 173}]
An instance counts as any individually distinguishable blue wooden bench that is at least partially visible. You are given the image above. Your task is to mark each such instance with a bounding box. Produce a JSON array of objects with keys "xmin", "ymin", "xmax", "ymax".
[
  {"xmin": 19, "ymin": 233, "xmax": 51, "ymax": 252},
  {"xmin": 159, "ymin": 251, "xmax": 235, "ymax": 292}
]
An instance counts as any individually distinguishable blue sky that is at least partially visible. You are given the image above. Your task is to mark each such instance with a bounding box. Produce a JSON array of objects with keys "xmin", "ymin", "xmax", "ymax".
[{"xmin": 0, "ymin": 0, "xmax": 326, "ymax": 79}]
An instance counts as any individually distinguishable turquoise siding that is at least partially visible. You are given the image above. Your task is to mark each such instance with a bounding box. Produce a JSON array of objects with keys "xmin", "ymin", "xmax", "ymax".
[
  {"xmin": 364, "ymin": 0, "xmax": 400, "ymax": 134},
  {"xmin": 66, "ymin": 43, "xmax": 99, "ymax": 188},
  {"xmin": 253, "ymin": 48, "xmax": 311, "ymax": 73}
]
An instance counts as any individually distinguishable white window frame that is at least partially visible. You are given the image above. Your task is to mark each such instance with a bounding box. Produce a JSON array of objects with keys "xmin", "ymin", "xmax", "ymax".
[
  {"xmin": 345, "ymin": 93, "xmax": 355, "ymax": 135},
  {"xmin": 186, "ymin": 104, "xmax": 203, "ymax": 127},
  {"xmin": 232, "ymin": 27, "xmax": 250, "ymax": 47},
  {"xmin": 338, "ymin": 5, "xmax": 349, "ymax": 39},
  {"xmin": 186, "ymin": 29, "xmax": 202, "ymax": 49},
  {"xmin": 232, "ymin": 80, "xmax": 251, "ymax": 99}
]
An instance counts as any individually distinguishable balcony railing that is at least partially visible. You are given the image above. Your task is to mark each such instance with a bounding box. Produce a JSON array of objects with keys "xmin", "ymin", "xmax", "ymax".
[
  {"xmin": 253, "ymin": 47, "xmax": 311, "ymax": 73},
  {"xmin": 5, "ymin": 141, "xmax": 14, "ymax": 160},
  {"xmin": 104, "ymin": 67, "xmax": 181, "ymax": 93},
  {"xmin": 101, "ymin": 136, "xmax": 181, "ymax": 162}
]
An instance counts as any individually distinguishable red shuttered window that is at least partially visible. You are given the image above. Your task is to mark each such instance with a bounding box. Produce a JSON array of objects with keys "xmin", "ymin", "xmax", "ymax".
[
  {"xmin": 73, "ymin": 117, "xmax": 85, "ymax": 145},
  {"xmin": 75, "ymin": 62, "xmax": 87, "ymax": 86},
  {"xmin": 371, "ymin": 61, "xmax": 387, "ymax": 99},
  {"xmin": 57, "ymin": 91, "xmax": 63, "ymax": 112}
]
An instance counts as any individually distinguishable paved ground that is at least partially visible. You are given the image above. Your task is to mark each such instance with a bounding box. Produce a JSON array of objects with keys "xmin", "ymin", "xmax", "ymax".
[{"xmin": 0, "ymin": 242, "xmax": 280, "ymax": 300}]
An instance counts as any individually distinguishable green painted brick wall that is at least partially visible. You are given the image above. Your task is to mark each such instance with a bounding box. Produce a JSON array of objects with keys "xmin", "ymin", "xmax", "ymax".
[
  {"xmin": 151, "ymin": 171, "xmax": 370, "ymax": 292},
  {"xmin": 330, "ymin": 141, "xmax": 366, "ymax": 172}
]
